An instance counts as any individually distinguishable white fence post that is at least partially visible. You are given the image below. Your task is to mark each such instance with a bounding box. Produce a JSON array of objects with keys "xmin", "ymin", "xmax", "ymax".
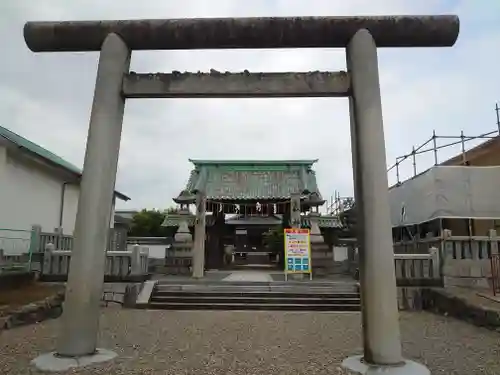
[
  {"xmin": 429, "ymin": 247, "xmax": 440, "ymax": 279},
  {"xmin": 130, "ymin": 244, "xmax": 141, "ymax": 275},
  {"xmin": 29, "ymin": 224, "xmax": 42, "ymax": 261},
  {"xmin": 43, "ymin": 243, "xmax": 54, "ymax": 275},
  {"xmin": 141, "ymin": 247, "xmax": 149, "ymax": 274}
]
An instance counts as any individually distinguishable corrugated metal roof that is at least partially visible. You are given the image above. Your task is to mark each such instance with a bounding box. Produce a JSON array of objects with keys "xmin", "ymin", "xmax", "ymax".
[
  {"xmin": 0, "ymin": 125, "xmax": 130, "ymax": 201},
  {"xmin": 178, "ymin": 160, "xmax": 322, "ymax": 201}
]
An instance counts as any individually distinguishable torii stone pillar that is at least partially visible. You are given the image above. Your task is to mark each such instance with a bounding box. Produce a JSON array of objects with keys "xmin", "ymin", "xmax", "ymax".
[
  {"xmin": 24, "ymin": 15, "xmax": 459, "ymax": 373},
  {"xmin": 32, "ymin": 33, "xmax": 130, "ymax": 371},
  {"xmin": 342, "ymin": 29, "xmax": 409, "ymax": 374}
]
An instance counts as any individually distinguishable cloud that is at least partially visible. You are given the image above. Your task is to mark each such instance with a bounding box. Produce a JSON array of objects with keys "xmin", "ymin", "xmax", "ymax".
[{"xmin": 1, "ymin": 0, "xmax": 499, "ymax": 209}]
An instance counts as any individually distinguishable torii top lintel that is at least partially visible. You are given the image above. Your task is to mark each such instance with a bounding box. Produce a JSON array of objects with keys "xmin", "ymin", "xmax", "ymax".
[{"xmin": 24, "ymin": 15, "xmax": 459, "ymax": 52}]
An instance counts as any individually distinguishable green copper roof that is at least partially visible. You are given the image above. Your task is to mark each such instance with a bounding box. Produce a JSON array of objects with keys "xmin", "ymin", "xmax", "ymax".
[
  {"xmin": 176, "ymin": 159, "xmax": 323, "ymax": 201},
  {"xmin": 189, "ymin": 159, "xmax": 318, "ymax": 167},
  {"xmin": 162, "ymin": 212, "xmax": 215, "ymax": 227},
  {"xmin": 301, "ymin": 215, "xmax": 342, "ymax": 228},
  {"xmin": 0, "ymin": 125, "xmax": 130, "ymax": 201},
  {"xmin": 162, "ymin": 212, "xmax": 340, "ymax": 228}
]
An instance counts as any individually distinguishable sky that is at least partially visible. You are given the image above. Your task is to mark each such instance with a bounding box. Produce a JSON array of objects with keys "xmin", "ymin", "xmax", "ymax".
[{"xmin": 1, "ymin": 1, "xmax": 499, "ymax": 210}]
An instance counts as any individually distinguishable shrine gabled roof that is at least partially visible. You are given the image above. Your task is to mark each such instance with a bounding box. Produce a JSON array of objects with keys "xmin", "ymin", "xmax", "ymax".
[{"xmin": 174, "ymin": 159, "xmax": 323, "ymax": 202}]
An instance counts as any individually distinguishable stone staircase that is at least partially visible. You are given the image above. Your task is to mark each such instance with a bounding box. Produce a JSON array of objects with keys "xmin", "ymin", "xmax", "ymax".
[{"xmin": 140, "ymin": 280, "xmax": 361, "ymax": 312}]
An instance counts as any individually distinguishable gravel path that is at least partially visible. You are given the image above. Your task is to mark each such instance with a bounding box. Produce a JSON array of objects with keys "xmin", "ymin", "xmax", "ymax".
[{"xmin": 0, "ymin": 309, "xmax": 498, "ymax": 374}]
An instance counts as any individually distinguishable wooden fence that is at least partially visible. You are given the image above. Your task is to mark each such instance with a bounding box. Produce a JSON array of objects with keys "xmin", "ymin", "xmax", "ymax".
[{"xmin": 41, "ymin": 243, "xmax": 149, "ymax": 282}]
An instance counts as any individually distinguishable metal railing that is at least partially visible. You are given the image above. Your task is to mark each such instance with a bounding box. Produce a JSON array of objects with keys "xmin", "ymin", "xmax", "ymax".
[{"xmin": 0, "ymin": 228, "xmax": 36, "ymax": 273}]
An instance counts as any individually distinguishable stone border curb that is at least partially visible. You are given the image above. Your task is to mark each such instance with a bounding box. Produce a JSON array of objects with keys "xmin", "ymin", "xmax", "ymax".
[
  {"xmin": 422, "ymin": 288, "xmax": 500, "ymax": 330},
  {"xmin": 0, "ymin": 291, "xmax": 65, "ymax": 332}
]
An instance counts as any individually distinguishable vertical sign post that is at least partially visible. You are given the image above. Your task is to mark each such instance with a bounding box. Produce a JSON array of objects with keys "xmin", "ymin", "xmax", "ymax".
[{"xmin": 284, "ymin": 228, "xmax": 312, "ymax": 281}]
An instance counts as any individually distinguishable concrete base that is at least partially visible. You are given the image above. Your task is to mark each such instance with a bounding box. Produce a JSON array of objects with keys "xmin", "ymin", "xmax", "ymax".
[
  {"xmin": 342, "ymin": 355, "xmax": 430, "ymax": 375},
  {"xmin": 32, "ymin": 348, "xmax": 117, "ymax": 372}
]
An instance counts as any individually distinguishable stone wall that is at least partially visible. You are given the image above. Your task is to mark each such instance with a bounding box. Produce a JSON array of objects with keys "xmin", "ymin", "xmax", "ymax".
[
  {"xmin": 396, "ymin": 286, "xmax": 500, "ymax": 330},
  {"xmin": 0, "ymin": 282, "xmax": 143, "ymax": 331},
  {"xmin": 443, "ymin": 259, "xmax": 492, "ymax": 289},
  {"xmin": 440, "ymin": 232, "xmax": 497, "ymax": 290},
  {"xmin": 397, "ymin": 287, "xmax": 427, "ymax": 310},
  {"xmin": 421, "ymin": 288, "xmax": 500, "ymax": 329}
]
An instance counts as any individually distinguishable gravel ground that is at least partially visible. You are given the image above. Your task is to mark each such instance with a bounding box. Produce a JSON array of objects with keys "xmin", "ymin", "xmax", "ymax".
[{"xmin": 0, "ymin": 309, "xmax": 499, "ymax": 375}]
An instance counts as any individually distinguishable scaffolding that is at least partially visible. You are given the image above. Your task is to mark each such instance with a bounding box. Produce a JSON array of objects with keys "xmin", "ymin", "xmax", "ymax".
[
  {"xmin": 327, "ymin": 191, "xmax": 354, "ymax": 217},
  {"xmin": 329, "ymin": 103, "xmax": 500, "ymax": 218},
  {"xmin": 387, "ymin": 103, "xmax": 500, "ymax": 185}
]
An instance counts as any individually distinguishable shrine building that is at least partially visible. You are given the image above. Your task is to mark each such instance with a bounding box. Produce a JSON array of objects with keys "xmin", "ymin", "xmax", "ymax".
[{"xmin": 162, "ymin": 159, "xmax": 341, "ymax": 273}]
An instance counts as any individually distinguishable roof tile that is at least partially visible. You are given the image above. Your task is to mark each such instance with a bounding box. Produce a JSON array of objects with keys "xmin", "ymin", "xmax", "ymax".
[{"xmin": 179, "ymin": 160, "xmax": 322, "ymax": 201}]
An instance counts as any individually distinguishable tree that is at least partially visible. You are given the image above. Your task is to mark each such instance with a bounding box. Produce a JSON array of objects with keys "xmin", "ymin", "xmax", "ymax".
[
  {"xmin": 263, "ymin": 209, "xmax": 290, "ymax": 268},
  {"xmin": 128, "ymin": 207, "xmax": 179, "ymax": 237},
  {"xmin": 263, "ymin": 227, "xmax": 284, "ymax": 252}
]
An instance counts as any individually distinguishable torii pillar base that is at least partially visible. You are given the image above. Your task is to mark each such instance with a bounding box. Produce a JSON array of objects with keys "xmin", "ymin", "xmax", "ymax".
[
  {"xmin": 32, "ymin": 349, "xmax": 117, "ymax": 372},
  {"xmin": 342, "ymin": 356, "xmax": 430, "ymax": 375}
]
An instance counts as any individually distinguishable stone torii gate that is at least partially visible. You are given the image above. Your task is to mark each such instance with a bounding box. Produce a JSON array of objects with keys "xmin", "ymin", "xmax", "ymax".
[{"xmin": 25, "ymin": 16, "xmax": 459, "ymax": 373}]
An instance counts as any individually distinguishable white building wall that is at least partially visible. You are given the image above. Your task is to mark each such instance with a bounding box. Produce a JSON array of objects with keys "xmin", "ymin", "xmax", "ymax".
[
  {"xmin": 0, "ymin": 150, "xmax": 62, "ymax": 232},
  {"xmin": 61, "ymin": 184, "xmax": 79, "ymax": 234},
  {"xmin": 62, "ymin": 185, "xmax": 116, "ymax": 234},
  {"xmin": 0, "ymin": 147, "xmax": 118, "ymax": 234},
  {"xmin": 0, "ymin": 145, "xmax": 7, "ymax": 182}
]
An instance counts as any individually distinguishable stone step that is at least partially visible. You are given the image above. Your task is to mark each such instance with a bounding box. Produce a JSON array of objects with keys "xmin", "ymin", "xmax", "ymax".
[
  {"xmin": 153, "ymin": 290, "xmax": 360, "ymax": 299},
  {"xmin": 155, "ymin": 285, "xmax": 358, "ymax": 293},
  {"xmin": 146, "ymin": 302, "xmax": 361, "ymax": 312},
  {"xmin": 150, "ymin": 295, "xmax": 361, "ymax": 305},
  {"xmin": 155, "ymin": 279, "xmax": 358, "ymax": 288},
  {"xmin": 145, "ymin": 278, "xmax": 361, "ymax": 312},
  {"xmin": 146, "ymin": 283, "xmax": 361, "ymax": 311}
]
